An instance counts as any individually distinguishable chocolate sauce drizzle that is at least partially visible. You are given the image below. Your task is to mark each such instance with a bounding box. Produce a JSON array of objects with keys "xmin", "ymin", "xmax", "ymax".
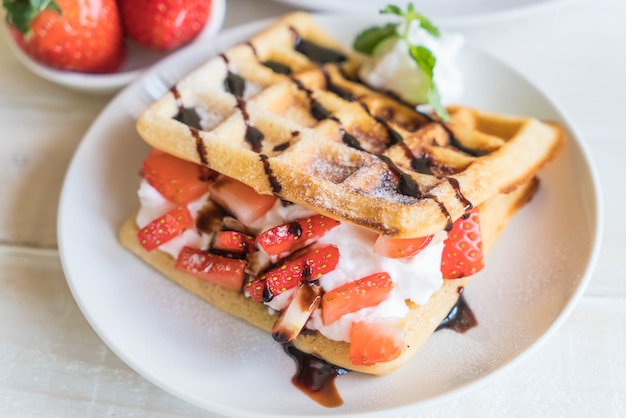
[
  {"xmin": 236, "ymin": 97, "xmax": 265, "ymax": 152},
  {"xmin": 415, "ymin": 109, "xmax": 487, "ymax": 157},
  {"xmin": 224, "ymin": 71, "xmax": 246, "ymax": 98},
  {"xmin": 288, "ymin": 221, "xmax": 303, "ymax": 237},
  {"xmin": 337, "ymin": 121, "xmax": 422, "ymax": 198},
  {"xmin": 219, "ymin": 54, "xmax": 267, "ymax": 153},
  {"xmin": 291, "ymin": 78, "xmax": 331, "ymax": 121},
  {"xmin": 260, "ymin": 154, "xmax": 282, "ymax": 194},
  {"xmin": 447, "ymin": 177, "xmax": 473, "ymax": 213},
  {"xmin": 321, "ymin": 68, "xmax": 356, "ymax": 102},
  {"xmin": 290, "ymin": 27, "xmax": 347, "ymax": 64},
  {"xmin": 436, "ymin": 289, "xmax": 478, "ymax": 333},
  {"xmin": 283, "ymin": 343, "xmax": 348, "ymax": 408},
  {"xmin": 170, "ymin": 86, "xmax": 208, "ymax": 164},
  {"xmin": 263, "ymin": 60, "xmax": 292, "ymax": 75}
]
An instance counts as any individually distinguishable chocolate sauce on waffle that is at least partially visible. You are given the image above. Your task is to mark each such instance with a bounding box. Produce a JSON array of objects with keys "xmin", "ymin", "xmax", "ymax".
[
  {"xmin": 321, "ymin": 68, "xmax": 357, "ymax": 102},
  {"xmin": 412, "ymin": 155, "xmax": 434, "ymax": 175},
  {"xmin": 190, "ymin": 128, "xmax": 209, "ymax": 165},
  {"xmin": 263, "ymin": 60, "xmax": 293, "ymax": 75},
  {"xmin": 415, "ymin": 109, "xmax": 488, "ymax": 157},
  {"xmin": 337, "ymin": 121, "xmax": 422, "ymax": 198},
  {"xmin": 291, "ymin": 78, "xmax": 332, "ymax": 121},
  {"xmin": 219, "ymin": 54, "xmax": 267, "ymax": 152},
  {"xmin": 447, "ymin": 177, "xmax": 473, "ymax": 212},
  {"xmin": 260, "ymin": 154, "xmax": 283, "ymax": 194},
  {"xmin": 273, "ymin": 141, "xmax": 291, "ymax": 152},
  {"xmin": 234, "ymin": 98, "xmax": 265, "ymax": 152},
  {"xmin": 289, "ymin": 27, "xmax": 347, "ymax": 64},
  {"xmin": 436, "ymin": 290, "xmax": 478, "ymax": 333},
  {"xmin": 283, "ymin": 343, "xmax": 348, "ymax": 408},
  {"xmin": 170, "ymin": 86, "xmax": 202, "ymax": 129},
  {"xmin": 224, "ymin": 71, "xmax": 246, "ymax": 98},
  {"xmin": 357, "ymin": 102, "xmax": 434, "ymax": 176},
  {"xmin": 170, "ymin": 86, "xmax": 208, "ymax": 164}
]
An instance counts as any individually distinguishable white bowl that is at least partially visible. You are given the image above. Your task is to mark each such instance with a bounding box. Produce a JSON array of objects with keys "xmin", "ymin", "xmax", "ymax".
[{"xmin": 2, "ymin": 0, "xmax": 225, "ymax": 95}]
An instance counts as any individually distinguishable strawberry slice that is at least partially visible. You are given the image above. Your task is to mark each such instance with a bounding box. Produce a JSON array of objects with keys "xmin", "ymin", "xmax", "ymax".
[
  {"xmin": 349, "ymin": 318, "xmax": 407, "ymax": 366},
  {"xmin": 244, "ymin": 277, "xmax": 266, "ymax": 302},
  {"xmin": 271, "ymin": 281, "xmax": 322, "ymax": 343},
  {"xmin": 373, "ymin": 234, "xmax": 434, "ymax": 259},
  {"xmin": 321, "ymin": 272, "xmax": 394, "ymax": 325},
  {"xmin": 208, "ymin": 176, "xmax": 277, "ymax": 226},
  {"xmin": 212, "ymin": 231, "xmax": 257, "ymax": 255},
  {"xmin": 137, "ymin": 206, "xmax": 194, "ymax": 251},
  {"xmin": 441, "ymin": 208, "xmax": 484, "ymax": 279},
  {"xmin": 175, "ymin": 247, "xmax": 247, "ymax": 291},
  {"xmin": 256, "ymin": 214, "xmax": 340, "ymax": 257},
  {"xmin": 261, "ymin": 244, "xmax": 339, "ymax": 298},
  {"xmin": 141, "ymin": 149, "xmax": 215, "ymax": 204}
]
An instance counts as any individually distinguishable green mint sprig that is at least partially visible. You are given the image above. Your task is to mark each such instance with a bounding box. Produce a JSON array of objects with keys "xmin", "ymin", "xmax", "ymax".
[{"xmin": 353, "ymin": 3, "xmax": 449, "ymax": 121}]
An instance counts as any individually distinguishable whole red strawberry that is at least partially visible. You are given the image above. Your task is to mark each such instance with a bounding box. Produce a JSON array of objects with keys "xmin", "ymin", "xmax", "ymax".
[
  {"xmin": 3, "ymin": 0, "xmax": 125, "ymax": 73},
  {"xmin": 119, "ymin": 0, "xmax": 212, "ymax": 50}
]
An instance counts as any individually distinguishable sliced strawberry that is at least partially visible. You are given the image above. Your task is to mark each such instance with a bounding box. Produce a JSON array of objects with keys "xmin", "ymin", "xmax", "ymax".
[
  {"xmin": 256, "ymin": 214, "xmax": 340, "ymax": 257},
  {"xmin": 441, "ymin": 208, "xmax": 484, "ymax": 279},
  {"xmin": 244, "ymin": 277, "xmax": 266, "ymax": 302},
  {"xmin": 175, "ymin": 247, "xmax": 246, "ymax": 291},
  {"xmin": 212, "ymin": 231, "xmax": 257, "ymax": 255},
  {"xmin": 321, "ymin": 272, "xmax": 394, "ymax": 325},
  {"xmin": 141, "ymin": 149, "xmax": 216, "ymax": 204},
  {"xmin": 349, "ymin": 318, "xmax": 407, "ymax": 366},
  {"xmin": 271, "ymin": 282, "xmax": 321, "ymax": 343},
  {"xmin": 373, "ymin": 234, "xmax": 434, "ymax": 259},
  {"xmin": 208, "ymin": 176, "xmax": 277, "ymax": 226},
  {"xmin": 137, "ymin": 206, "xmax": 194, "ymax": 251},
  {"xmin": 261, "ymin": 244, "xmax": 339, "ymax": 298}
]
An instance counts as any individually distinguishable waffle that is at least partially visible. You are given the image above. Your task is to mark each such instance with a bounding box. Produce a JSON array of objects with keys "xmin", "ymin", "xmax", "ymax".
[{"xmin": 136, "ymin": 12, "xmax": 563, "ymax": 239}]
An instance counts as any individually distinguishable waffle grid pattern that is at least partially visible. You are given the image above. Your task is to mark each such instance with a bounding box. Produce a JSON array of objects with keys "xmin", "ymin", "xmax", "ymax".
[{"xmin": 136, "ymin": 12, "xmax": 562, "ymax": 238}]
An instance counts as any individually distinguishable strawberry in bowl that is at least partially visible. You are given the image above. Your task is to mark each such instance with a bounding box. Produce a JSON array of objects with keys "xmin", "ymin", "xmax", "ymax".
[
  {"xmin": 3, "ymin": 0, "xmax": 125, "ymax": 73},
  {"xmin": 1, "ymin": 0, "xmax": 225, "ymax": 93}
]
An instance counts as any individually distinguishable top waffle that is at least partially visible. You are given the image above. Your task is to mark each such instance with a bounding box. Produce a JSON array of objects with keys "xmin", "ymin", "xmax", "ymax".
[{"xmin": 136, "ymin": 12, "xmax": 563, "ymax": 238}]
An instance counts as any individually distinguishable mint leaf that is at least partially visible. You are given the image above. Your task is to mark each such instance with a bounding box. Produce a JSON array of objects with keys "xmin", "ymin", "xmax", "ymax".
[
  {"xmin": 414, "ymin": 14, "xmax": 440, "ymax": 38},
  {"xmin": 353, "ymin": 23, "xmax": 398, "ymax": 55},
  {"xmin": 408, "ymin": 45, "xmax": 435, "ymax": 78},
  {"xmin": 409, "ymin": 45, "xmax": 449, "ymax": 121},
  {"xmin": 380, "ymin": 4, "xmax": 404, "ymax": 16},
  {"xmin": 428, "ymin": 85, "xmax": 449, "ymax": 121}
]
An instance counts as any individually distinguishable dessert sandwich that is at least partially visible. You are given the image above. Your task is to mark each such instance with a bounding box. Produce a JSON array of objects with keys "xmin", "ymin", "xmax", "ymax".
[{"xmin": 118, "ymin": 11, "xmax": 563, "ymax": 378}]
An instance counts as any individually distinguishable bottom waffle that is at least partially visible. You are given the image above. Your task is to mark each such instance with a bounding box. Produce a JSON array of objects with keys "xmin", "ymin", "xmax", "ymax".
[{"xmin": 118, "ymin": 178, "xmax": 538, "ymax": 375}]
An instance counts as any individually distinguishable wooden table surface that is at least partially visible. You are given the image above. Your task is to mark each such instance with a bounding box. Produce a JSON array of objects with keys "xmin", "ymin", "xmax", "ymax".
[{"xmin": 1, "ymin": 0, "xmax": 624, "ymax": 416}]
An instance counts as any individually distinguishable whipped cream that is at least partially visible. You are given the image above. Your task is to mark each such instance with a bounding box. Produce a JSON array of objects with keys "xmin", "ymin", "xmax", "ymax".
[
  {"xmin": 359, "ymin": 19, "xmax": 464, "ymax": 106},
  {"xmin": 136, "ymin": 180, "xmax": 445, "ymax": 342}
]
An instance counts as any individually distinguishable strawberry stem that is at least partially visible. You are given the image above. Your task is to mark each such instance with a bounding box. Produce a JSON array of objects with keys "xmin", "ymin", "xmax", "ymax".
[{"xmin": 3, "ymin": 0, "xmax": 61, "ymax": 34}]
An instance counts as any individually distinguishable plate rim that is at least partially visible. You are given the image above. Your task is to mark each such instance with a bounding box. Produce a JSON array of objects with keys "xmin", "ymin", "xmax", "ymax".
[
  {"xmin": 57, "ymin": 12, "xmax": 604, "ymax": 417},
  {"xmin": 269, "ymin": 0, "xmax": 577, "ymax": 25}
]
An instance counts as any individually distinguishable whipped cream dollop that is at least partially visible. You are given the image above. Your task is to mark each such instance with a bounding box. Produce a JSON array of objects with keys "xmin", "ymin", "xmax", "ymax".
[
  {"xmin": 359, "ymin": 19, "xmax": 464, "ymax": 106},
  {"xmin": 136, "ymin": 180, "xmax": 445, "ymax": 342}
]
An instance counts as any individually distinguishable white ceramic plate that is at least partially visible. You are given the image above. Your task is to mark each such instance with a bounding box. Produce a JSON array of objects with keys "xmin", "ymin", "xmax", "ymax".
[
  {"xmin": 58, "ymin": 14, "xmax": 602, "ymax": 418},
  {"xmin": 270, "ymin": 0, "xmax": 575, "ymax": 23},
  {"xmin": 2, "ymin": 0, "xmax": 225, "ymax": 95}
]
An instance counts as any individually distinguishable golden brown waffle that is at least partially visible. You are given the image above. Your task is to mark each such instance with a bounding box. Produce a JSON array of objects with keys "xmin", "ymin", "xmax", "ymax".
[{"xmin": 136, "ymin": 12, "xmax": 563, "ymax": 238}]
